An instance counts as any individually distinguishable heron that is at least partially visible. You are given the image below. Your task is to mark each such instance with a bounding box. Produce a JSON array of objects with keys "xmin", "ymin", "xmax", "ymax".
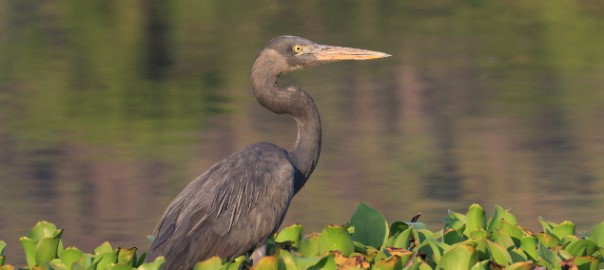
[{"xmin": 146, "ymin": 36, "xmax": 390, "ymax": 270}]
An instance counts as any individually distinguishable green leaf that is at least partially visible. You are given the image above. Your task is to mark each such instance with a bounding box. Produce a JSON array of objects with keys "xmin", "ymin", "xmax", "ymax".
[
  {"xmin": 488, "ymin": 230, "xmax": 515, "ymax": 250},
  {"xmin": 405, "ymin": 257, "xmax": 433, "ymax": 270},
  {"xmin": 442, "ymin": 228, "xmax": 464, "ymax": 245},
  {"xmin": 506, "ymin": 262, "xmax": 535, "ymax": 270},
  {"xmin": 536, "ymin": 232, "xmax": 559, "ymax": 248},
  {"xmin": 94, "ymin": 242, "xmax": 113, "ymax": 255},
  {"xmin": 318, "ymin": 225, "xmax": 354, "ymax": 256},
  {"xmin": 573, "ymin": 256, "xmax": 599, "ymax": 270},
  {"xmin": 389, "ymin": 221, "xmax": 409, "ymax": 237},
  {"xmin": 497, "ymin": 219, "xmax": 524, "ymax": 246},
  {"xmin": 20, "ymin": 237, "xmax": 37, "ymax": 269},
  {"xmin": 565, "ymin": 239, "xmax": 598, "ymax": 257},
  {"xmin": 486, "ymin": 239, "xmax": 512, "ymax": 266},
  {"xmin": 373, "ymin": 255, "xmax": 403, "ymax": 270},
  {"xmin": 59, "ymin": 247, "xmax": 87, "ymax": 270},
  {"xmin": 307, "ymin": 254, "xmax": 336, "ymax": 270},
  {"xmin": 94, "ymin": 252, "xmax": 118, "ymax": 270},
  {"xmin": 275, "ymin": 224, "xmax": 303, "ymax": 248},
  {"xmin": 299, "ymin": 232, "xmax": 320, "ymax": 257},
  {"xmin": 193, "ymin": 256, "xmax": 222, "ymax": 270},
  {"xmin": 35, "ymin": 229, "xmax": 63, "ymax": 266},
  {"xmin": 464, "ymin": 204, "xmax": 486, "ymax": 237},
  {"xmin": 469, "ymin": 260, "xmax": 490, "ymax": 270},
  {"xmin": 223, "ymin": 255, "xmax": 245, "ymax": 270},
  {"xmin": 117, "ymin": 247, "xmax": 137, "ymax": 265},
  {"xmin": 384, "ymin": 227, "xmax": 413, "ymax": 249},
  {"xmin": 437, "ymin": 244, "xmax": 478, "ymax": 270},
  {"xmin": 48, "ymin": 258, "xmax": 69, "ymax": 270},
  {"xmin": 589, "ymin": 221, "xmax": 604, "ymax": 248},
  {"xmin": 28, "ymin": 221, "xmax": 59, "ymax": 242},
  {"xmin": 416, "ymin": 238, "xmax": 446, "ymax": 265},
  {"xmin": 0, "ymin": 241, "xmax": 6, "ymax": 256},
  {"xmin": 551, "ymin": 221, "xmax": 575, "ymax": 241},
  {"xmin": 537, "ymin": 242, "xmax": 559, "ymax": 269},
  {"xmin": 138, "ymin": 256, "xmax": 165, "ymax": 270},
  {"xmin": 349, "ymin": 202, "xmax": 389, "ymax": 248},
  {"xmin": 509, "ymin": 248, "xmax": 528, "ymax": 263},
  {"xmin": 487, "ymin": 205, "xmax": 517, "ymax": 231},
  {"xmin": 519, "ymin": 236, "xmax": 539, "ymax": 261},
  {"xmin": 444, "ymin": 210, "xmax": 466, "ymax": 232}
]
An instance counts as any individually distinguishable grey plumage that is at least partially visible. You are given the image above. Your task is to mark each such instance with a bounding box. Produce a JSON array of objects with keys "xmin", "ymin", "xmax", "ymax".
[{"xmin": 146, "ymin": 36, "xmax": 389, "ymax": 270}]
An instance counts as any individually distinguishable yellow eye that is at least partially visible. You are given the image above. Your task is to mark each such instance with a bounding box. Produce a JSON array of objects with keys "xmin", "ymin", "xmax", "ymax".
[{"xmin": 293, "ymin": 45, "xmax": 303, "ymax": 52}]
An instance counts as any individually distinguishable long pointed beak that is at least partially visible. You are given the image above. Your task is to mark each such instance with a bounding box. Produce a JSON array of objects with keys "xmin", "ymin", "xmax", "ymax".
[{"xmin": 313, "ymin": 45, "xmax": 391, "ymax": 61}]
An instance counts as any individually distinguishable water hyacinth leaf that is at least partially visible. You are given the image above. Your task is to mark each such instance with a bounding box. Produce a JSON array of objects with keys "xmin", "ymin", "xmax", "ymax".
[
  {"xmin": 291, "ymin": 256, "xmax": 321, "ymax": 270},
  {"xmin": 519, "ymin": 236, "xmax": 538, "ymax": 261},
  {"xmin": 464, "ymin": 204, "xmax": 486, "ymax": 237},
  {"xmin": 256, "ymin": 255, "xmax": 278, "ymax": 270},
  {"xmin": 0, "ymin": 257, "xmax": 4, "ymax": 266},
  {"xmin": 389, "ymin": 221, "xmax": 409, "ymax": 237},
  {"xmin": 49, "ymin": 258, "xmax": 69, "ymax": 270},
  {"xmin": 372, "ymin": 255, "xmax": 402, "ymax": 270},
  {"xmin": 442, "ymin": 228, "xmax": 464, "ymax": 245},
  {"xmin": 0, "ymin": 266, "xmax": 14, "ymax": 270},
  {"xmin": 589, "ymin": 221, "xmax": 604, "ymax": 247},
  {"xmin": 117, "ymin": 247, "xmax": 137, "ymax": 265},
  {"xmin": 275, "ymin": 224, "xmax": 303, "ymax": 248},
  {"xmin": 403, "ymin": 257, "xmax": 432, "ymax": 270},
  {"xmin": 28, "ymin": 221, "xmax": 58, "ymax": 242},
  {"xmin": 573, "ymin": 256, "xmax": 599, "ymax": 270},
  {"xmin": 138, "ymin": 256, "xmax": 165, "ymax": 270},
  {"xmin": 416, "ymin": 238, "xmax": 445, "ymax": 265},
  {"xmin": 223, "ymin": 255, "xmax": 245, "ymax": 270},
  {"xmin": 412, "ymin": 229, "xmax": 434, "ymax": 245},
  {"xmin": 536, "ymin": 232, "xmax": 560, "ymax": 248},
  {"xmin": 509, "ymin": 248, "xmax": 528, "ymax": 263},
  {"xmin": 95, "ymin": 252, "xmax": 118, "ymax": 270},
  {"xmin": 94, "ymin": 242, "xmax": 113, "ymax": 255},
  {"xmin": 193, "ymin": 256, "xmax": 222, "ymax": 270},
  {"xmin": 308, "ymin": 254, "xmax": 336, "ymax": 270},
  {"xmin": 318, "ymin": 225, "xmax": 354, "ymax": 256},
  {"xmin": 35, "ymin": 229, "xmax": 63, "ymax": 266},
  {"xmin": 537, "ymin": 242, "xmax": 558, "ymax": 268},
  {"xmin": 551, "ymin": 221, "xmax": 575, "ymax": 241},
  {"xmin": 384, "ymin": 247, "xmax": 413, "ymax": 265},
  {"xmin": 107, "ymin": 263, "xmax": 132, "ymax": 270},
  {"xmin": 488, "ymin": 230, "xmax": 515, "ymax": 250},
  {"xmin": 20, "ymin": 237, "xmax": 37, "ymax": 269},
  {"xmin": 443, "ymin": 210, "xmax": 465, "ymax": 232},
  {"xmin": 497, "ymin": 220, "xmax": 524, "ymax": 247},
  {"xmin": 565, "ymin": 239, "xmax": 598, "ymax": 257},
  {"xmin": 469, "ymin": 260, "xmax": 490, "ymax": 270},
  {"xmin": 350, "ymin": 203, "xmax": 389, "ymax": 248},
  {"xmin": 506, "ymin": 262, "xmax": 535, "ymax": 270},
  {"xmin": 275, "ymin": 250, "xmax": 296, "ymax": 270},
  {"xmin": 384, "ymin": 227, "xmax": 413, "ymax": 249},
  {"xmin": 437, "ymin": 244, "xmax": 478, "ymax": 270},
  {"xmin": 0, "ymin": 241, "xmax": 5, "ymax": 255},
  {"xmin": 59, "ymin": 247, "xmax": 86, "ymax": 269},
  {"xmin": 485, "ymin": 239, "xmax": 512, "ymax": 266},
  {"xmin": 299, "ymin": 233, "xmax": 320, "ymax": 257},
  {"xmin": 468, "ymin": 229, "xmax": 488, "ymax": 240}
]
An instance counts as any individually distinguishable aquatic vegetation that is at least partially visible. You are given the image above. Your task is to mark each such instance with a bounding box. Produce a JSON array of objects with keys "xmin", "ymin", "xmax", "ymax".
[{"xmin": 1, "ymin": 203, "xmax": 602, "ymax": 269}]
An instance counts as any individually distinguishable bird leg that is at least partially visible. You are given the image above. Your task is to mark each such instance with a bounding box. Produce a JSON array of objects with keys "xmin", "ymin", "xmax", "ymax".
[{"xmin": 250, "ymin": 244, "xmax": 266, "ymax": 265}]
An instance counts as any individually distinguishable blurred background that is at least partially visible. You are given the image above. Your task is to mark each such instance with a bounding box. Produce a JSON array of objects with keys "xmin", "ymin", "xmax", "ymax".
[{"xmin": 1, "ymin": 0, "xmax": 603, "ymax": 264}]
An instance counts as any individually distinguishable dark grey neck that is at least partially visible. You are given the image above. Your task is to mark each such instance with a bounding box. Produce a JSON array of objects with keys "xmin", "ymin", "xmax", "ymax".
[{"xmin": 250, "ymin": 63, "xmax": 322, "ymax": 186}]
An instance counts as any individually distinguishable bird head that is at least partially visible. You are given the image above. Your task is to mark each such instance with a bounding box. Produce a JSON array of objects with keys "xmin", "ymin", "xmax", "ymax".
[{"xmin": 252, "ymin": 36, "xmax": 390, "ymax": 75}]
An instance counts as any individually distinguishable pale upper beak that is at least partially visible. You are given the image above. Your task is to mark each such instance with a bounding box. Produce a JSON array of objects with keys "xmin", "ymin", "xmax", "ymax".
[{"xmin": 312, "ymin": 45, "xmax": 391, "ymax": 61}]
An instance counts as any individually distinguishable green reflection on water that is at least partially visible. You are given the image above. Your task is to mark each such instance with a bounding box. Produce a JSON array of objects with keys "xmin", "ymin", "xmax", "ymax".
[{"xmin": 1, "ymin": 0, "xmax": 603, "ymax": 265}]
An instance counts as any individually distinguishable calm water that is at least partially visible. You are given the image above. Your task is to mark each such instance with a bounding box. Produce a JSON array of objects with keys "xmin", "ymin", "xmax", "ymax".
[{"xmin": 1, "ymin": 0, "xmax": 604, "ymax": 264}]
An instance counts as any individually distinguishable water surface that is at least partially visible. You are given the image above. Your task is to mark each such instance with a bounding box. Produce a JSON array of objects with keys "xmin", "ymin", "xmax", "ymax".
[{"xmin": 1, "ymin": 0, "xmax": 603, "ymax": 264}]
